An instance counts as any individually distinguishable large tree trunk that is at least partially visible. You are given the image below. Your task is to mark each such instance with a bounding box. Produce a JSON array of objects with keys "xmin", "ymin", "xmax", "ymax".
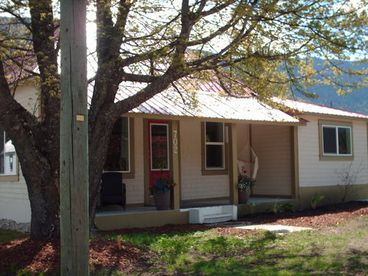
[
  {"xmin": 88, "ymin": 111, "xmax": 118, "ymax": 227},
  {"xmin": 15, "ymin": 139, "xmax": 60, "ymax": 240},
  {"xmin": 28, "ymin": 173, "xmax": 60, "ymax": 240}
]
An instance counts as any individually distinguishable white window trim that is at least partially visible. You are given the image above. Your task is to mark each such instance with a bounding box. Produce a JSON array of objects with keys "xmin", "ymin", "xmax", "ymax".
[
  {"xmin": 204, "ymin": 122, "xmax": 225, "ymax": 170},
  {"xmin": 322, "ymin": 124, "xmax": 353, "ymax": 157},
  {"xmin": 103, "ymin": 117, "xmax": 131, "ymax": 174},
  {"xmin": 0, "ymin": 130, "xmax": 17, "ymax": 176},
  {"xmin": 150, "ymin": 123, "xmax": 170, "ymax": 172}
]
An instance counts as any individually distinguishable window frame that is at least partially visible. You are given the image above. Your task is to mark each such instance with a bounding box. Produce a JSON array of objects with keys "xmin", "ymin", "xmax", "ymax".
[
  {"xmin": 319, "ymin": 120, "xmax": 353, "ymax": 161},
  {"xmin": 202, "ymin": 122, "xmax": 228, "ymax": 175},
  {"xmin": 0, "ymin": 130, "xmax": 19, "ymax": 181},
  {"xmin": 103, "ymin": 117, "xmax": 135, "ymax": 178}
]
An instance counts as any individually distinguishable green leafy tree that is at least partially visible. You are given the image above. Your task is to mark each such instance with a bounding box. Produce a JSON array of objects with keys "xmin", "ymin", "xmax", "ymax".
[{"xmin": 0, "ymin": 0, "xmax": 367, "ymax": 240}]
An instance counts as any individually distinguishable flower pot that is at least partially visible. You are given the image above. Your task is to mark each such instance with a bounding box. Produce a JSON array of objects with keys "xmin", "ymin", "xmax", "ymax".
[
  {"xmin": 154, "ymin": 190, "xmax": 171, "ymax": 210},
  {"xmin": 238, "ymin": 188, "xmax": 250, "ymax": 204}
]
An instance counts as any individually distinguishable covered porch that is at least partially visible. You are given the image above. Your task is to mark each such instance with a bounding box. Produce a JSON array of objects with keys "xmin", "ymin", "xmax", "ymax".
[
  {"xmin": 95, "ymin": 85, "xmax": 300, "ymax": 230},
  {"xmin": 95, "ymin": 118, "xmax": 299, "ymax": 230}
]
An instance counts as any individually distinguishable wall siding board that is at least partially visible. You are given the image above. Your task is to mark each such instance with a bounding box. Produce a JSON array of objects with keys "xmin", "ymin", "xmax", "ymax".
[
  {"xmin": 298, "ymin": 115, "xmax": 368, "ymax": 188},
  {"xmin": 180, "ymin": 120, "xmax": 230, "ymax": 200}
]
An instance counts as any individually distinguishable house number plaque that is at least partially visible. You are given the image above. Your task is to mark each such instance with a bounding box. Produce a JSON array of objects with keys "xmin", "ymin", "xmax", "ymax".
[{"xmin": 173, "ymin": 130, "xmax": 178, "ymax": 154}]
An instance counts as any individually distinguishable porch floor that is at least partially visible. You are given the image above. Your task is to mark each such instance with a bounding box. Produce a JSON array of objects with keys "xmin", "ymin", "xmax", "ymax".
[
  {"xmin": 95, "ymin": 197, "xmax": 297, "ymax": 230},
  {"xmin": 96, "ymin": 197, "xmax": 294, "ymax": 216}
]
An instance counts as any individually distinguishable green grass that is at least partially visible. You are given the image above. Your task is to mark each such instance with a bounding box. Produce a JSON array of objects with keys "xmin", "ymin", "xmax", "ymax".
[
  {"xmin": 103, "ymin": 216, "xmax": 368, "ymax": 275},
  {"xmin": 2, "ymin": 216, "xmax": 368, "ymax": 275},
  {"xmin": 0, "ymin": 229, "xmax": 27, "ymax": 244}
]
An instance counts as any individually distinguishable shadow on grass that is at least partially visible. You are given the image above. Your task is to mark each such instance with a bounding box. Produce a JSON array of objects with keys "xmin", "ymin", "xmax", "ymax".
[
  {"xmin": 345, "ymin": 249, "xmax": 368, "ymax": 274},
  {"xmin": 188, "ymin": 246, "xmax": 368, "ymax": 275},
  {"xmin": 182, "ymin": 233, "xmax": 367, "ymax": 275}
]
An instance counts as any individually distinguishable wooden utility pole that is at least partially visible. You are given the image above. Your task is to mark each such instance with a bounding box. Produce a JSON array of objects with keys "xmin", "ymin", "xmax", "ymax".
[{"xmin": 60, "ymin": 0, "xmax": 89, "ymax": 275}]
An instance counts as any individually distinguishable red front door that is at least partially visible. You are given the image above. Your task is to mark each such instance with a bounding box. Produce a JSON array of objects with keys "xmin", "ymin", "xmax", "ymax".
[{"xmin": 148, "ymin": 120, "xmax": 171, "ymax": 191}]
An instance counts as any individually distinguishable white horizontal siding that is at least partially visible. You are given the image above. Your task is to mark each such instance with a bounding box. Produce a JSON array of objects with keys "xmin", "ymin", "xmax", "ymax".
[
  {"xmin": 298, "ymin": 115, "xmax": 368, "ymax": 187},
  {"xmin": 0, "ymin": 169, "xmax": 31, "ymax": 223},
  {"xmin": 0, "ymin": 85, "xmax": 38, "ymax": 223},
  {"xmin": 180, "ymin": 119, "xmax": 229, "ymax": 200}
]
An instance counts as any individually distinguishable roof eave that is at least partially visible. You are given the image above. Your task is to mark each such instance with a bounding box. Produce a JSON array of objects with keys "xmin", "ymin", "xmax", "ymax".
[
  {"xmin": 298, "ymin": 112, "xmax": 368, "ymax": 121},
  {"xmin": 126, "ymin": 111, "xmax": 301, "ymax": 126}
]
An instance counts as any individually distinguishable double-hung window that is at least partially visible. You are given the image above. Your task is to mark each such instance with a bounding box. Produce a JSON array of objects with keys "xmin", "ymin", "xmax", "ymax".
[
  {"xmin": 104, "ymin": 117, "xmax": 134, "ymax": 176},
  {"xmin": 0, "ymin": 129, "xmax": 17, "ymax": 176},
  {"xmin": 204, "ymin": 122, "xmax": 226, "ymax": 171},
  {"xmin": 320, "ymin": 122, "xmax": 353, "ymax": 158}
]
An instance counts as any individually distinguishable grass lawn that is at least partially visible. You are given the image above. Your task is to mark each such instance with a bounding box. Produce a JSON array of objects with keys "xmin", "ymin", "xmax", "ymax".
[
  {"xmin": 0, "ymin": 229, "xmax": 27, "ymax": 244},
  {"xmin": 1, "ymin": 215, "xmax": 368, "ymax": 275},
  {"xmin": 102, "ymin": 216, "xmax": 368, "ymax": 275}
]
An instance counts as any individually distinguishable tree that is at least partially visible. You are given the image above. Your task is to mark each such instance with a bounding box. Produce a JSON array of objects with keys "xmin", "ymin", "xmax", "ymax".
[{"xmin": 0, "ymin": 0, "xmax": 367, "ymax": 240}]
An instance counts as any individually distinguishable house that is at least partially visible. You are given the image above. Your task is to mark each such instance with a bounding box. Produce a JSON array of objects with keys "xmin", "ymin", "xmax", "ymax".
[{"xmin": 1, "ymin": 79, "xmax": 368, "ymax": 230}]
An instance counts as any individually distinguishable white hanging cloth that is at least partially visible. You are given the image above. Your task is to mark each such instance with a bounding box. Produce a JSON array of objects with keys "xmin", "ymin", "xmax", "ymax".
[
  {"xmin": 237, "ymin": 147, "xmax": 259, "ymax": 180},
  {"xmin": 250, "ymin": 147, "xmax": 259, "ymax": 180}
]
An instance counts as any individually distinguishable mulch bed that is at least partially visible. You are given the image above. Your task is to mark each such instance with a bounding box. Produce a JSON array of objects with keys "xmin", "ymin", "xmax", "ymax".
[
  {"xmin": 241, "ymin": 201, "xmax": 368, "ymax": 229},
  {"xmin": 1, "ymin": 201, "xmax": 368, "ymax": 274},
  {"xmin": 0, "ymin": 238, "xmax": 152, "ymax": 275}
]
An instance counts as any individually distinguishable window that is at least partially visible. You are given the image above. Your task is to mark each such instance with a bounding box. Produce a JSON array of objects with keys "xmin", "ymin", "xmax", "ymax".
[
  {"xmin": 150, "ymin": 123, "xmax": 170, "ymax": 171},
  {"xmin": 0, "ymin": 129, "xmax": 17, "ymax": 176},
  {"xmin": 321, "ymin": 124, "xmax": 352, "ymax": 157},
  {"xmin": 204, "ymin": 122, "xmax": 226, "ymax": 170},
  {"xmin": 104, "ymin": 117, "xmax": 133, "ymax": 175}
]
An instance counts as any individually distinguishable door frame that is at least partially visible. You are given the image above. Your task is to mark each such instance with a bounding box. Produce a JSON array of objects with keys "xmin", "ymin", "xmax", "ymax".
[{"xmin": 144, "ymin": 119, "xmax": 172, "ymax": 205}]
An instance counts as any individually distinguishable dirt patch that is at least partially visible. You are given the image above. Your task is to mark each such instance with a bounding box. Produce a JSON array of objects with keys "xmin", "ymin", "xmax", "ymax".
[
  {"xmin": 241, "ymin": 201, "xmax": 368, "ymax": 229},
  {"xmin": 211, "ymin": 227, "xmax": 259, "ymax": 238}
]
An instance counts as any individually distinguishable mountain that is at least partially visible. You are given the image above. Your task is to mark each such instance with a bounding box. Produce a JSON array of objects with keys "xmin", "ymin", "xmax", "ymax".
[{"xmin": 293, "ymin": 59, "xmax": 368, "ymax": 114}]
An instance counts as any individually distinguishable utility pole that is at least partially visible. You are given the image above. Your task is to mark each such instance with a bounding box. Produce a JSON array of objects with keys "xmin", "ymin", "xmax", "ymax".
[{"xmin": 60, "ymin": 0, "xmax": 89, "ymax": 275}]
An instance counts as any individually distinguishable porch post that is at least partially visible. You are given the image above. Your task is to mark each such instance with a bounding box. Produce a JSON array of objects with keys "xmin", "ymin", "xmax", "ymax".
[
  {"xmin": 229, "ymin": 123, "xmax": 239, "ymax": 204},
  {"xmin": 292, "ymin": 126, "xmax": 300, "ymax": 199},
  {"xmin": 171, "ymin": 120, "xmax": 181, "ymax": 209}
]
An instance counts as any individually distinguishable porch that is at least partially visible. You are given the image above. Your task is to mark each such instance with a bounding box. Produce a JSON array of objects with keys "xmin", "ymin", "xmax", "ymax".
[
  {"xmin": 96, "ymin": 117, "xmax": 298, "ymax": 230},
  {"xmin": 95, "ymin": 197, "xmax": 297, "ymax": 230}
]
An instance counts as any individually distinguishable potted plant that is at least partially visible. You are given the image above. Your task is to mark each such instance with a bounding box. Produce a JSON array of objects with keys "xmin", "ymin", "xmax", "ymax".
[
  {"xmin": 151, "ymin": 177, "xmax": 175, "ymax": 210},
  {"xmin": 238, "ymin": 175, "xmax": 255, "ymax": 204}
]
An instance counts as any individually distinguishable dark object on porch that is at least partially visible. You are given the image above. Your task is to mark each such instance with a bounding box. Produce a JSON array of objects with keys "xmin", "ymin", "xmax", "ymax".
[
  {"xmin": 154, "ymin": 190, "xmax": 171, "ymax": 210},
  {"xmin": 238, "ymin": 188, "xmax": 251, "ymax": 204},
  {"xmin": 101, "ymin": 172, "xmax": 126, "ymax": 207}
]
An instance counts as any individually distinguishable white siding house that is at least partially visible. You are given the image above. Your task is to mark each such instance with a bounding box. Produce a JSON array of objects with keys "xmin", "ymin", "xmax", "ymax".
[
  {"xmin": 0, "ymin": 84, "xmax": 39, "ymax": 223},
  {"xmin": 2, "ymin": 82, "xmax": 368, "ymax": 226}
]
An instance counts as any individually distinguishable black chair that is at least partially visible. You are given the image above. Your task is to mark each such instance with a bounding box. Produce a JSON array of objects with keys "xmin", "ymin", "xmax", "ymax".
[{"xmin": 100, "ymin": 172, "xmax": 126, "ymax": 208}]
